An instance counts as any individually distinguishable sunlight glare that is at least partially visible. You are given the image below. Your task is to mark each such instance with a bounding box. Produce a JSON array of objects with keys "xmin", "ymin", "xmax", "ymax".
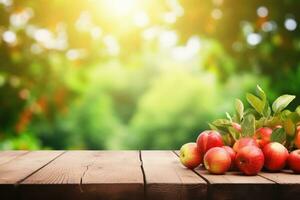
[
  {"xmin": 159, "ymin": 30, "xmax": 178, "ymax": 48},
  {"xmin": 171, "ymin": 36, "xmax": 201, "ymax": 61},
  {"xmin": 133, "ymin": 11, "xmax": 149, "ymax": 27},
  {"xmin": 103, "ymin": 0, "xmax": 138, "ymax": 16},
  {"xmin": 103, "ymin": 35, "xmax": 120, "ymax": 56}
]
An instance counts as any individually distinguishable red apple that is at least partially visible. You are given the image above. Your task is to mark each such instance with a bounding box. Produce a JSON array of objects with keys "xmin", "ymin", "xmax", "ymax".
[
  {"xmin": 294, "ymin": 130, "xmax": 300, "ymax": 149},
  {"xmin": 233, "ymin": 137, "xmax": 258, "ymax": 152},
  {"xmin": 203, "ymin": 147, "xmax": 231, "ymax": 174},
  {"xmin": 196, "ymin": 130, "xmax": 224, "ymax": 156},
  {"xmin": 254, "ymin": 127, "xmax": 273, "ymax": 148},
  {"xmin": 263, "ymin": 142, "xmax": 288, "ymax": 171},
  {"xmin": 222, "ymin": 146, "xmax": 236, "ymax": 170},
  {"xmin": 232, "ymin": 122, "xmax": 242, "ymax": 132},
  {"xmin": 288, "ymin": 149, "xmax": 300, "ymax": 173},
  {"xmin": 235, "ymin": 146, "xmax": 264, "ymax": 175},
  {"xmin": 179, "ymin": 143, "xmax": 202, "ymax": 169}
]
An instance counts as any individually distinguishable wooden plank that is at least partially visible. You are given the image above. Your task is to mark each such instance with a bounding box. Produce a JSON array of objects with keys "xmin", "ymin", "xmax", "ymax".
[
  {"xmin": 141, "ymin": 151, "xmax": 207, "ymax": 200},
  {"xmin": 81, "ymin": 151, "xmax": 144, "ymax": 200},
  {"xmin": 259, "ymin": 170, "xmax": 300, "ymax": 199},
  {"xmin": 0, "ymin": 151, "xmax": 63, "ymax": 184},
  {"xmin": 0, "ymin": 151, "xmax": 28, "ymax": 165},
  {"xmin": 0, "ymin": 150, "xmax": 28, "ymax": 200},
  {"xmin": 174, "ymin": 151, "xmax": 276, "ymax": 200},
  {"xmin": 0, "ymin": 151, "xmax": 63, "ymax": 200},
  {"xmin": 196, "ymin": 168, "xmax": 276, "ymax": 200},
  {"xmin": 20, "ymin": 151, "xmax": 144, "ymax": 200}
]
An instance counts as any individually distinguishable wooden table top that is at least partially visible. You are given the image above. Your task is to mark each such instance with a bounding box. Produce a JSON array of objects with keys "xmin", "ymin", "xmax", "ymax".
[{"xmin": 0, "ymin": 151, "xmax": 299, "ymax": 200}]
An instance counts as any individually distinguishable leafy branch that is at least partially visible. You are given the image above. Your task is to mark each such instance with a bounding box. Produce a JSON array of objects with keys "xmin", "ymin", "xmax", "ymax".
[{"xmin": 208, "ymin": 85, "xmax": 300, "ymax": 149}]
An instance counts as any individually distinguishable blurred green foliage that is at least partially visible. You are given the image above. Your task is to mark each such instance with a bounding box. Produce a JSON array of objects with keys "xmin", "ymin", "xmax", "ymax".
[{"xmin": 0, "ymin": 0, "xmax": 299, "ymax": 149}]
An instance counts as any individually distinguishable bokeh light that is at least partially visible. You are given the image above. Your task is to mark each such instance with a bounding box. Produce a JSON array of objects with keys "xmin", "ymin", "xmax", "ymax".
[
  {"xmin": 247, "ymin": 33, "xmax": 262, "ymax": 46},
  {"xmin": 257, "ymin": 6, "xmax": 268, "ymax": 18},
  {"xmin": 2, "ymin": 30, "xmax": 17, "ymax": 44},
  {"xmin": 285, "ymin": 18, "xmax": 297, "ymax": 31},
  {"xmin": 0, "ymin": 0, "xmax": 300, "ymax": 150}
]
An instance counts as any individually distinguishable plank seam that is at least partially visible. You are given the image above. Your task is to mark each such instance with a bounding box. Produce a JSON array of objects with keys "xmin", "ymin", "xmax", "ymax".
[
  {"xmin": 172, "ymin": 151, "xmax": 210, "ymax": 184},
  {"xmin": 173, "ymin": 150, "xmax": 282, "ymax": 200},
  {"xmin": 173, "ymin": 150, "xmax": 210, "ymax": 200},
  {"xmin": 173, "ymin": 150, "xmax": 215, "ymax": 200},
  {"xmin": 16, "ymin": 151, "xmax": 66, "ymax": 185},
  {"xmin": 257, "ymin": 174, "xmax": 279, "ymax": 184},
  {"xmin": 79, "ymin": 163, "xmax": 92, "ymax": 193},
  {"xmin": 139, "ymin": 150, "xmax": 147, "ymax": 200},
  {"xmin": 258, "ymin": 173, "xmax": 298, "ymax": 200},
  {"xmin": 253, "ymin": 174, "xmax": 280, "ymax": 200}
]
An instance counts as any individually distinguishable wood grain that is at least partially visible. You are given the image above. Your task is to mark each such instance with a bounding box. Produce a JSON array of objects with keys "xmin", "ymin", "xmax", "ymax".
[
  {"xmin": 0, "ymin": 151, "xmax": 63, "ymax": 200},
  {"xmin": 260, "ymin": 170, "xmax": 300, "ymax": 199},
  {"xmin": 0, "ymin": 151, "xmax": 63, "ymax": 184},
  {"xmin": 141, "ymin": 151, "xmax": 207, "ymax": 200},
  {"xmin": 174, "ymin": 150, "xmax": 276, "ymax": 200},
  {"xmin": 1, "ymin": 150, "xmax": 300, "ymax": 200},
  {"xmin": 20, "ymin": 151, "xmax": 144, "ymax": 200},
  {"xmin": 0, "ymin": 151, "xmax": 28, "ymax": 200},
  {"xmin": 196, "ymin": 167, "xmax": 276, "ymax": 200},
  {"xmin": 0, "ymin": 151, "xmax": 28, "ymax": 165}
]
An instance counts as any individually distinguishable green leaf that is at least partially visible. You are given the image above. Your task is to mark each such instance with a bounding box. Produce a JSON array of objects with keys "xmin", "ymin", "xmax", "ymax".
[
  {"xmin": 208, "ymin": 123, "xmax": 218, "ymax": 131},
  {"xmin": 262, "ymin": 101, "xmax": 271, "ymax": 117},
  {"xmin": 256, "ymin": 85, "xmax": 272, "ymax": 117},
  {"xmin": 225, "ymin": 112, "xmax": 232, "ymax": 122},
  {"xmin": 235, "ymin": 99, "xmax": 244, "ymax": 122},
  {"xmin": 283, "ymin": 118, "xmax": 295, "ymax": 137},
  {"xmin": 256, "ymin": 117, "xmax": 267, "ymax": 129},
  {"xmin": 288, "ymin": 112, "xmax": 300, "ymax": 123},
  {"xmin": 246, "ymin": 93, "xmax": 264, "ymax": 114},
  {"xmin": 222, "ymin": 134, "xmax": 235, "ymax": 146},
  {"xmin": 244, "ymin": 108, "xmax": 258, "ymax": 116},
  {"xmin": 241, "ymin": 114, "xmax": 256, "ymax": 137},
  {"xmin": 280, "ymin": 110, "xmax": 292, "ymax": 120},
  {"xmin": 264, "ymin": 116, "xmax": 282, "ymax": 128},
  {"xmin": 208, "ymin": 123, "xmax": 230, "ymax": 136},
  {"xmin": 272, "ymin": 95, "xmax": 296, "ymax": 113},
  {"xmin": 271, "ymin": 128, "xmax": 286, "ymax": 143},
  {"xmin": 256, "ymin": 85, "xmax": 266, "ymax": 102},
  {"xmin": 286, "ymin": 110, "xmax": 293, "ymax": 115},
  {"xmin": 228, "ymin": 127, "xmax": 240, "ymax": 141},
  {"xmin": 296, "ymin": 106, "xmax": 300, "ymax": 116},
  {"xmin": 215, "ymin": 126, "xmax": 230, "ymax": 135},
  {"xmin": 212, "ymin": 119, "xmax": 232, "ymax": 127}
]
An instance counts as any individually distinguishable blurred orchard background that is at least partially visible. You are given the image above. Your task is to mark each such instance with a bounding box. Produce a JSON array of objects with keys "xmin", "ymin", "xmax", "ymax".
[{"xmin": 0, "ymin": 0, "xmax": 300, "ymax": 150}]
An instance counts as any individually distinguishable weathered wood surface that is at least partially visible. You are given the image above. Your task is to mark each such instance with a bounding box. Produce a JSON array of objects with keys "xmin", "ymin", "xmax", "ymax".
[
  {"xmin": 173, "ymin": 151, "xmax": 276, "ymax": 200},
  {"xmin": 0, "ymin": 150, "xmax": 299, "ymax": 200},
  {"xmin": 0, "ymin": 151, "xmax": 27, "ymax": 165},
  {"xmin": 259, "ymin": 170, "xmax": 300, "ymax": 199},
  {"xmin": 0, "ymin": 151, "xmax": 63, "ymax": 200},
  {"xmin": 20, "ymin": 151, "xmax": 144, "ymax": 200},
  {"xmin": 193, "ymin": 167, "xmax": 276, "ymax": 200},
  {"xmin": 141, "ymin": 151, "xmax": 207, "ymax": 200}
]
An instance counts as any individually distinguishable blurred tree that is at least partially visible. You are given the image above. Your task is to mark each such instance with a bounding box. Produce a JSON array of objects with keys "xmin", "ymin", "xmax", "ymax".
[{"xmin": 0, "ymin": 0, "xmax": 299, "ymax": 149}]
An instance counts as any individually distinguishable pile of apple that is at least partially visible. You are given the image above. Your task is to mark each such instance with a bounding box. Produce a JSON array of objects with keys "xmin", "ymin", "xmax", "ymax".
[{"xmin": 180, "ymin": 86, "xmax": 300, "ymax": 175}]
